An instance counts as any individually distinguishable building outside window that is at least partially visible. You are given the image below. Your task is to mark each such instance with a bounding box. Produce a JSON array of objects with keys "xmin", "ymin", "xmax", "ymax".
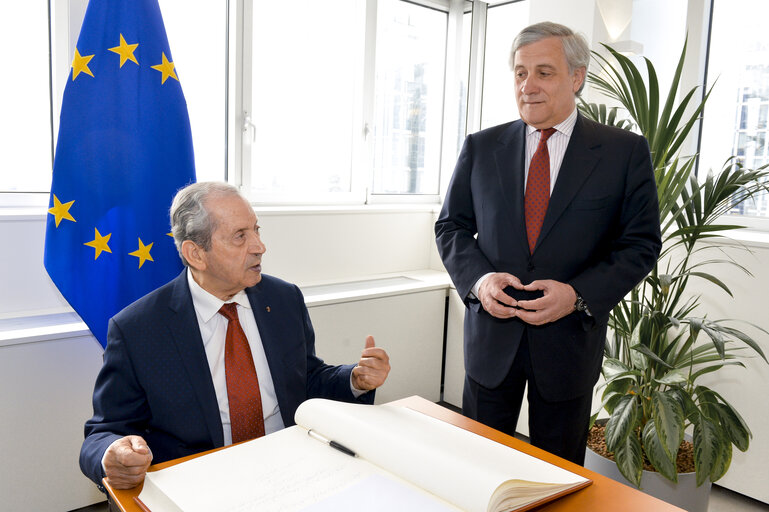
[
  {"xmin": 700, "ymin": 0, "xmax": 769, "ymax": 219},
  {"xmin": 371, "ymin": 1, "xmax": 447, "ymax": 195}
]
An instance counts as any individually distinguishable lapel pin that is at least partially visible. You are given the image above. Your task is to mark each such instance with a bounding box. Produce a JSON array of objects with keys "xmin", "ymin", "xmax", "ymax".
[{"xmin": 266, "ymin": 306, "xmax": 271, "ymax": 313}]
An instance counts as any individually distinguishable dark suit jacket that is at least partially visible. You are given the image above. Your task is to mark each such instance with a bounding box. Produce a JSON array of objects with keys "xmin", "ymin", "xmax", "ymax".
[
  {"xmin": 435, "ymin": 114, "xmax": 661, "ymax": 402},
  {"xmin": 80, "ymin": 271, "xmax": 373, "ymax": 486}
]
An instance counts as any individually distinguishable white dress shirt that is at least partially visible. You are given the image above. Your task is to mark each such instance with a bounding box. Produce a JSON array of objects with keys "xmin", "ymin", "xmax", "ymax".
[
  {"xmin": 523, "ymin": 107, "xmax": 578, "ymax": 193},
  {"xmin": 186, "ymin": 269, "xmax": 284, "ymax": 444}
]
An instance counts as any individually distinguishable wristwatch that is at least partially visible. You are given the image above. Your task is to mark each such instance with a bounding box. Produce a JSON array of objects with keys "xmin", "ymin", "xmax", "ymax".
[{"xmin": 574, "ymin": 293, "xmax": 589, "ymax": 313}]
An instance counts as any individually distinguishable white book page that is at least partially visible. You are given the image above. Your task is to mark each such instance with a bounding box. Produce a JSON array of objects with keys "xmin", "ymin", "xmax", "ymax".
[
  {"xmin": 299, "ymin": 474, "xmax": 459, "ymax": 512},
  {"xmin": 139, "ymin": 425, "xmax": 460, "ymax": 512},
  {"xmin": 295, "ymin": 399, "xmax": 588, "ymax": 512}
]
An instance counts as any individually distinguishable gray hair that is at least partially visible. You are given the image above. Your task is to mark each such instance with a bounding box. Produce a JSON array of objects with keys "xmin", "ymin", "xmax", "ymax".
[
  {"xmin": 509, "ymin": 21, "xmax": 590, "ymax": 95},
  {"xmin": 170, "ymin": 181, "xmax": 243, "ymax": 266}
]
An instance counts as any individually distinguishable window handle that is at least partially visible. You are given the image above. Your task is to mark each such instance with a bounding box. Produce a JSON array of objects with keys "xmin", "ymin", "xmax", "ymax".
[{"xmin": 243, "ymin": 112, "xmax": 256, "ymax": 142}]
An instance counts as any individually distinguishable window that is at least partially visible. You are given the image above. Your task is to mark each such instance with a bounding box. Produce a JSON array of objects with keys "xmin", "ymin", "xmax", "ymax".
[
  {"xmin": 480, "ymin": 1, "xmax": 530, "ymax": 130},
  {"xmin": 158, "ymin": 0, "xmax": 227, "ymax": 183},
  {"xmin": 241, "ymin": 0, "xmax": 458, "ymax": 203},
  {"xmin": 4, "ymin": 0, "xmax": 469, "ymax": 204},
  {"xmin": 700, "ymin": 0, "xmax": 769, "ymax": 219},
  {"xmin": 246, "ymin": 0, "xmax": 364, "ymax": 202},
  {"xmin": 0, "ymin": 2, "xmax": 53, "ymax": 193},
  {"xmin": 371, "ymin": 1, "xmax": 447, "ymax": 195}
]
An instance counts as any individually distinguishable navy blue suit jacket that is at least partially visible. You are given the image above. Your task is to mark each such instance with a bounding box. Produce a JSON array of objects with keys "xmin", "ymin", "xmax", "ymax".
[
  {"xmin": 80, "ymin": 271, "xmax": 373, "ymax": 486},
  {"xmin": 435, "ymin": 115, "xmax": 661, "ymax": 401}
]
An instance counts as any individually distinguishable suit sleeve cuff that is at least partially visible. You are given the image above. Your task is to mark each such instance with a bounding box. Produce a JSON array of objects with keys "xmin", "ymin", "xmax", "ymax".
[{"xmin": 470, "ymin": 272, "xmax": 495, "ymax": 300}]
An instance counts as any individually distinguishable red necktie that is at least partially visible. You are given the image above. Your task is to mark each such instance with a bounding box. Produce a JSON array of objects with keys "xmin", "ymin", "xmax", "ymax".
[
  {"xmin": 524, "ymin": 128, "xmax": 557, "ymax": 253},
  {"xmin": 218, "ymin": 303, "xmax": 265, "ymax": 443}
]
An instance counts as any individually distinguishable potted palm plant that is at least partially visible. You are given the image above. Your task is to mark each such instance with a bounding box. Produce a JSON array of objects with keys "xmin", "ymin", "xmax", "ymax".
[{"xmin": 578, "ymin": 40, "xmax": 769, "ymax": 511}]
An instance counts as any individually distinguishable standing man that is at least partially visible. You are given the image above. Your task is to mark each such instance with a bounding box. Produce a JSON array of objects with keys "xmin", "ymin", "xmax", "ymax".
[
  {"xmin": 80, "ymin": 181, "xmax": 390, "ymax": 489},
  {"xmin": 435, "ymin": 22, "xmax": 660, "ymax": 464}
]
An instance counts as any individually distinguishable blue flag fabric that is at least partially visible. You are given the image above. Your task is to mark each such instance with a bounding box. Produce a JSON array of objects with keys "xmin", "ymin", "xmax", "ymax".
[{"xmin": 44, "ymin": 0, "xmax": 196, "ymax": 348}]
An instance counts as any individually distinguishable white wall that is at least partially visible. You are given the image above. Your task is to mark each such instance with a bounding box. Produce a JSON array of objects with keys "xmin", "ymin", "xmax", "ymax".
[
  {"xmin": 0, "ymin": 213, "xmax": 72, "ymax": 319},
  {"xmin": 0, "ymin": 332, "xmax": 105, "ymax": 511},
  {"xmin": 256, "ymin": 206, "xmax": 439, "ymax": 285},
  {"xmin": 691, "ymin": 238, "xmax": 769, "ymax": 504},
  {"xmin": 309, "ymin": 288, "xmax": 447, "ymax": 404}
]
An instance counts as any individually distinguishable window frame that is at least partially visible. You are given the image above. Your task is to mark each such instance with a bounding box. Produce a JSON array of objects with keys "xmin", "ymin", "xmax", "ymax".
[{"xmin": 233, "ymin": 0, "xmax": 467, "ymax": 206}]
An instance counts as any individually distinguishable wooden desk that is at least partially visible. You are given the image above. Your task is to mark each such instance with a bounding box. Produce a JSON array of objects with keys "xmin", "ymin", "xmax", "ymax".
[{"xmin": 105, "ymin": 396, "xmax": 684, "ymax": 511}]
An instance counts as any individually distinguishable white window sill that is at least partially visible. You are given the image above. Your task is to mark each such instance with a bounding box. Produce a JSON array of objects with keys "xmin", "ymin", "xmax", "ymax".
[
  {"xmin": 719, "ymin": 228, "xmax": 769, "ymax": 249},
  {"xmin": 300, "ymin": 270, "xmax": 452, "ymax": 307},
  {"xmin": 0, "ymin": 270, "xmax": 453, "ymax": 347}
]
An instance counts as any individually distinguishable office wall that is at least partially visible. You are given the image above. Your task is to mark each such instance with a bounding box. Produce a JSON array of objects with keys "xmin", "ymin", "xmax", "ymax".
[
  {"xmin": 691, "ymin": 240, "xmax": 769, "ymax": 504},
  {"xmin": 0, "ymin": 332, "xmax": 105, "ymax": 511}
]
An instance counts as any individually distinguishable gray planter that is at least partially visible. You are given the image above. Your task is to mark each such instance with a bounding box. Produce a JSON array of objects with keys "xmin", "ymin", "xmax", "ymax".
[{"xmin": 584, "ymin": 438, "xmax": 711, "ymax": 512}]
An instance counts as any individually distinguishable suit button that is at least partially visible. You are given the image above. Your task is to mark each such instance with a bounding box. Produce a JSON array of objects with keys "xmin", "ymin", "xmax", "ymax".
[{"xmin": 527, "ymin": 263, "xmax": 535, "ymax": 272}]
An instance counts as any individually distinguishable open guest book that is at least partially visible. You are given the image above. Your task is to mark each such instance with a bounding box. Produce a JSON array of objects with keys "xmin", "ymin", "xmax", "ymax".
[{"xmin": 135, "ymin": 398, "xmax": 591, "ymax": 512}]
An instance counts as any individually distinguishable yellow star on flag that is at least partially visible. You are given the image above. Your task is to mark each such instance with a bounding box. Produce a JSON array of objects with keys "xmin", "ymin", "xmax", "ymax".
[
  {"xmin": 129, "ymin": 238, "xmax": 154, "ymax": 268},
  {"xmin": 71, "ymin": 49, "xmax": 95, "ymax": 81},
  {"xmin": 48, "ymin": 195, "xmax": 76, "ymax": 227},
  {"xmin": 108, "ymin": 34, "xmax": 139, "ymax": 68},
  {"xmin": 84, "ymin": 228, "xmax": 112, "ymax": 259},
  {"xmin": 150, "ymin": 52, "xmax": 178, "ymax": 84}
]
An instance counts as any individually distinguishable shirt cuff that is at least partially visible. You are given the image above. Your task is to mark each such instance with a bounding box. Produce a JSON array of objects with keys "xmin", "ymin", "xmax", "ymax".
[
  {"xmin": 470, "ymin": 272, "xmax": 495, "ymax": 299},
  {"xmin": 101, "ymin": 449, "xmax": 109, "ymax": 479},
  {"xmin": 350, "ymin": 371, "xmax": 367, "ymax": 398}
]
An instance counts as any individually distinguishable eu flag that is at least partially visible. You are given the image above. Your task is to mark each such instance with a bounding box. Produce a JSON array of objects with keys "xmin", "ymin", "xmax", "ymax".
[{"xmin": 44, "ymin": 0, "xmax": 196, "ymax": 348}]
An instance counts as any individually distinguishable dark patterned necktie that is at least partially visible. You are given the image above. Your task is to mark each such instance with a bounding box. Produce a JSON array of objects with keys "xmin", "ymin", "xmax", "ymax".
[
  {"xmin": 218, "ymin": 303, "xmax": 265, "ymax": 443},
  {"xmin": 524, "ymin": 128, "xmax": 557, "ymax": 253}
]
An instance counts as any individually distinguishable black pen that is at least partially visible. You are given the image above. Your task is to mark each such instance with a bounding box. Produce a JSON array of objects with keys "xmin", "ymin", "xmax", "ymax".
[{"xmin": 307, "ymin": 429, "xmax": 357, "ymax": 457}]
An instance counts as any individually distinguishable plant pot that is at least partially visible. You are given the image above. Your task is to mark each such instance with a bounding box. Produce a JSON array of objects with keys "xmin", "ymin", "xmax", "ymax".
[{"xmin": 584, "ymin": 434, "xmax": 711, "ymax": 512}]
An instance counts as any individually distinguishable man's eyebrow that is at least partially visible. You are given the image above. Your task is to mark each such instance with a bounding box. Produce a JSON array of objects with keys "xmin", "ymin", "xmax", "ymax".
[{"xmin": 514, "ymin": 63, "xmax": 557, "ymax": 70}]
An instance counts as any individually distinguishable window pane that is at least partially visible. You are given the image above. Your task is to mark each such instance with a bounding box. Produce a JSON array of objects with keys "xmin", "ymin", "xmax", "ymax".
[
  {"xmin": 371, "ymin": 1, "xmax": 447, "ymax": 195},
  {"xmin": 249, "ymin": 0, "xmax": 364, "ymax": 199},
  {"xmin": 457, "ymin": 10, "xmax": 472, "ymax": 149},
  {"xmin": 0, "ymin": 3, "xmax": 52, "ymax": 192},
  {"xmin": 480, "ymin": 1, "xmax": 530, "ymax": 130},
  {"xmin": 700, "ymin": 0, "xmax": 769, "ymax": 217},
  {"xmin": 159, "ymin": 0, "xmax": 226, "ymax": 183}
]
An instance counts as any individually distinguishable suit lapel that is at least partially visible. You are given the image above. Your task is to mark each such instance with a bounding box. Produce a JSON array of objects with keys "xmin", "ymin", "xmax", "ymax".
[
  {"xmin": 245, "ymin": 284, "xmax": 287, "ymax": 407},
  {"xmin": 494, "ymin": 121, "xmax": 532, "ymax": 256},
  {"xmin": 167, "ymin": 271, "xmax": 225, "ymax": 447},
  {"xmin": 535, "ymin": 115, "xmax": 601, "ymax": 252}
]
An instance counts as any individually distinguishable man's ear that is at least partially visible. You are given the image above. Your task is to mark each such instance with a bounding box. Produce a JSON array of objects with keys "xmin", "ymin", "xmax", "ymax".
[
  {"xmin": 573, "ymin": 66, "xmax": 586, "ymax": 93},
  {"xmin": 181, "ymin": 240, "xmax": 206, "ymax": 271}
]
